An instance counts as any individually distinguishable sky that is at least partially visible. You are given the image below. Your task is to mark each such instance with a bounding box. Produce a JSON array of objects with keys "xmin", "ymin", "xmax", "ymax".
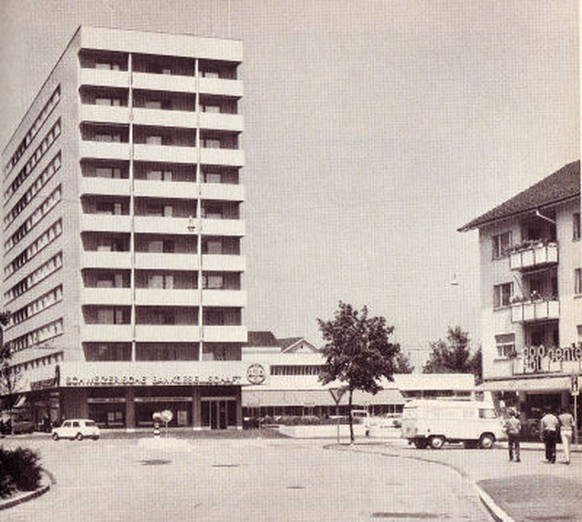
[{"xmin": 0, "ymin": 0, "xmax": 579, "ymax": 368}]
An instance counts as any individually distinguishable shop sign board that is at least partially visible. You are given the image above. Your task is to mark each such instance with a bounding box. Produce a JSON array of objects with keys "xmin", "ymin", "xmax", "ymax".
[
  {"xmin": 57, "ymin": 362, "xmax": 267, "ymax": 387},
  {"xmin": 521, "ymin": 344, "xmax": 582, "ymax": 374}
]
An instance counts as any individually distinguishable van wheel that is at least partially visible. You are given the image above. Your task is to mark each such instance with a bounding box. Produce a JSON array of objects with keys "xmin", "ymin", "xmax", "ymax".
[
  {"xmin": 429, "ymin": 436, "xmax": 445, "ymax": 449},
  {"xmin": 479, "ymin": 433, "xmax": 495, "ymax": 449},
  {"xmin": 413, "ymin": 439, "xmax": 428, "ymax": 449},
  {"xmin": 52, "ymin": 433, "xmax": 59, "ymax": 441},
  {"xmin": 75, "ymin": 433, "xmax": 84, "ymax": 441}
]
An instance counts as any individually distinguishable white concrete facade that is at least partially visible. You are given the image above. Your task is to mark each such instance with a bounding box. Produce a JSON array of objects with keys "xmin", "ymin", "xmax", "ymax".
[
  {"xmin": 461, "ymin": 162, "xmax": 581, "ymax": 421},
  {"xmin": 1, "ymin": 26, "xmax": 250, "ymax": 430}
]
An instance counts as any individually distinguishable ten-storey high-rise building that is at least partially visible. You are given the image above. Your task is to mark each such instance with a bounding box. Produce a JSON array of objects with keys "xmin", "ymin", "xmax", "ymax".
[{"xmin": 1, "ymin": 27, "xmax": 250, "ymax": 430}]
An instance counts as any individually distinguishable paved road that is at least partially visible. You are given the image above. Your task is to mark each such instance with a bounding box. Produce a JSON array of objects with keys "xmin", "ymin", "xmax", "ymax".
[{"xmin": 2, "ymin": 437, "xmax": 490, "ymax": 521}]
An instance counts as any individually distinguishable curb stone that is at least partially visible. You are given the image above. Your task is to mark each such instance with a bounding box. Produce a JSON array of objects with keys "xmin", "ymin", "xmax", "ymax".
[
  {"xmin": 0, "ymin": 470, "xmax": 54, "ymax": 511},
  {"xmin": 327, "ymin": 443, "xmax": 514, "ymax": 522}
]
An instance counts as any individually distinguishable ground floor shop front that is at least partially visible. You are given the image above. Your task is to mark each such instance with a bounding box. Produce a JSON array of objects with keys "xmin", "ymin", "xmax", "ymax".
[
  {"xmin": 26, "ymin": 385, "xmax": 242, "ymax": 431},
  {"xmin": 484, "ymin": 374, "xmax": 580, "ymax": 439}
]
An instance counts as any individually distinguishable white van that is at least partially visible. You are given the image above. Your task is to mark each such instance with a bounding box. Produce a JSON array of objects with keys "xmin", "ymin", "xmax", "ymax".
[{"xmin": 401, "ymin": 399, "xmax": 506, "ymax": 449}]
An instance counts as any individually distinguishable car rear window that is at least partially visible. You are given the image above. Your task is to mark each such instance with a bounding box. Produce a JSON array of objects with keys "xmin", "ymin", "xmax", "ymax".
[{"xmin": 85, "ymin": 421, "xmax": 96, "ymax": 427}]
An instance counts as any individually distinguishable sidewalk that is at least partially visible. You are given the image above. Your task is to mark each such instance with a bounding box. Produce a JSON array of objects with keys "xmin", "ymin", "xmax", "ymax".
[{"xmin": 343, "ymin": 439, "xmax": 582, "ymax": 522}]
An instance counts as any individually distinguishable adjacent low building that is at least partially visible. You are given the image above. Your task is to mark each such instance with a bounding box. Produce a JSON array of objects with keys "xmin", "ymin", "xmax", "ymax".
[{"xmin": 241, "ymin": 331, "xmax": 477, "ymax": 420}]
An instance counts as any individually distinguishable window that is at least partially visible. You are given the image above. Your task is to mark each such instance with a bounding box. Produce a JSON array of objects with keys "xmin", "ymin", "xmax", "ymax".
[
  {"xmin": 204, "ymin": 239, "xmax": 222, "ymax": 254},
  {"xmin": 495, "ymin": 334, "xmax": 516, "ymax": 358},
  {"xmin": 202, "ymin": 105, "xmax": 220, "ymax": 113},
  {"xmin": 145, "ymin": 135, "xmax": 162, "ymax": 145},
  {"xmin": 574, "ymin": 213, "xmax": 581, "ymax": 241},
  {"xmin": 575, "ymin": 268, "xmax": 582, "ymax": 295},
  {"xmin": 204, "ymin": 172, "xmax": 222, "ymax": 183},
  {"xmin": 492, "ymin": 232, "xmax": 512, "ymax": 259},
  {"xmin": 202, "ymin": 138, "xmax": 221, "ymax": 149},
  {"xmin": 493, "ymin": 283, "xmax": 513, "ymax": 308},
  {"xmin": 203, "ymin": 274, "xmax": 224, "ymax": 289},
  {"xmin": 95, "ymin": 167, "xmax": 122, "ymax": 178},
  {"xmin": 146, "ymin": 170, "xmax": 172, "ymax": 181}
]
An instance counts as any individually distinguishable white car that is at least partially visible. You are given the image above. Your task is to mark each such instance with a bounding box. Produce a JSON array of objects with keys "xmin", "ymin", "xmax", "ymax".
[{"xmin": 51, "ymin": 419, "xmax": 100, "ymax": 441}]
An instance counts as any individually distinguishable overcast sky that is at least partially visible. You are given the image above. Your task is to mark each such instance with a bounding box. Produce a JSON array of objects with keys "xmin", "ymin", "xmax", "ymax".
[{"xmin": 0, "ymin": 1, "xmax": 579, "ymax": 366}]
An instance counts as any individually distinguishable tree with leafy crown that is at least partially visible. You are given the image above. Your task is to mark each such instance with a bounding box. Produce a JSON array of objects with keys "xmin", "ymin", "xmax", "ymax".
[
  {"xmin": 423, "ymin": 326, "xmax": 482, "ymax": 383},
  {"xmin": 317, "ymin": 301, "xmax": 400, "ymax": 443}
]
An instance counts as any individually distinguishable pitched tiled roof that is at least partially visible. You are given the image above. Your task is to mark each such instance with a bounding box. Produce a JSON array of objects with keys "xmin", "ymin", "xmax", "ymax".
[
  {"xmin": 278, "ymin": 337, "xmax": 303, "ymax": 350},
  {"xmin": 458, "ymin": 160, "xmax": 580, "ymax": 232},
  {"xmin": 245, "ymin": 331, "xmax": 279, "ymax": 348}
]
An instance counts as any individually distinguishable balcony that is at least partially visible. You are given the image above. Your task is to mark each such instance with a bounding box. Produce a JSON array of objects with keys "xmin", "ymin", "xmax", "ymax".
[
  {"xmin": 135, "ymin": 324, "xmax": 201, "ymax": 342},
  {"xmin": 79, "ymin": 68, "xmax": 129, "ymax": 88},
  {"xmin": 134, "ymin": 179, "xmax": 197, "ymax": 200},
  {"xmin": 79, "ymin": 141, "xmax": 130, "ymax": 161},
  {"xmin": 132, "ymin": 107, "xmax": 197, "ymax": 129},
  {"xmin": 82, "ymin": 287, "xmax": 132, "ymax": 305},
  {"xmin": 135, "ymin": 288, "xmax": 198, "ymax": 307},
  {"xmin": 81, "ymin": 251, "xmax": 132, "ymax": 269},
  {"xmin": 511, "ymin": 299, "xmax": 560, "ymax": 323},
  {"xmin": 80, "ymin": 104, "xmax": 130, "ymax": 125},
  {"xmin": 199, "ymin": 77, "xmax": 243, "ymax": 97},
  {"xmin": 203, "ymin": 254, "xmax": 245, "ymax": 272},
  {"xmin": 132, "ymin": 72, "xmax": 196, "ymax": 93},
  {"xmin": 135, "ymin": 252, "xmax": 197, "ymax": 271},
  {"xmin": 133, "ymin": 144, "xmax": 197, "ymax": 164},
  {"xmin": 200, "ymin": 183, "xmax": 245, "ymax": 202},
  {"xmin": 134, "ymin": 216, "xmax": 195, "ymax": 235},
  {"xmin": 204, "ymin": 325, "xmax": 247, "ymax": 343},
  {"xmin": 81, "ymin": 324, "xmax": 132, "ymax": 342},
  {"xmin": 200, "ymin": 148, "xmax": 245, "ymax": 167},
  {"xmin": 81, "ymin": 214, "xmax": 131, "ymax": 233},
  {"xmin": 200, "ymin": 218, "xmax": 245, "ymax": 237},
  {"xmin": 199, "ymin": 112, "xmax": 244, "ymax": 132},
  {"xmin": 134, "ymin": 288, "xmax": 245, "ymax": 307},
  {"xmin": 80, "ymin": 177, "xmax": 130, "ymax": 196},
  {"xmin": 202, "ymin": 289, "xmax": 246, "ymax": 307},
  {"xmin": 509, "ymin": 242, "xmax": 558, "ymax": 271}
]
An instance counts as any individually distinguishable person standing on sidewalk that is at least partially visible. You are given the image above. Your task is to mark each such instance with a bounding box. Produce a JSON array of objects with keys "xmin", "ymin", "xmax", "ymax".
[
  {"xmin": 558, "ymin": 406, "xmax": 575, "ymax": 465},
  {"xmin": 504, "ymin": 409, "xmax": 521, "ymax": 462},
  {"xmin": 540, "ymin": 406, "xmax": 560, "ymax": 463}
]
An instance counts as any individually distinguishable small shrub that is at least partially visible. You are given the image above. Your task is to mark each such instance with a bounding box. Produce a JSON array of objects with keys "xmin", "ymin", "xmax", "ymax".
[{"xmin": 0, "ymin": 446, "xmax": 43, "ymax": 497}]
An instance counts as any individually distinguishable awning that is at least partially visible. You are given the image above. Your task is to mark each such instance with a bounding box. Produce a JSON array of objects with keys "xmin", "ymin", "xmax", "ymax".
[
  {"xmin": 483, "ymin": 375, "xmax": 571, "ymax": 393},
  {"xmin": 242, "ymin": 388, "xmax": 405, "ymax": 408}
]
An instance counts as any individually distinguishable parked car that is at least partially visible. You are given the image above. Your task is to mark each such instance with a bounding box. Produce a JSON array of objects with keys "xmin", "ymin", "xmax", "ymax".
[
  {"xmin": 401, "ymin": 399, "xmax": 506, "ymax": 449},
  {"xmin": 51, "ymin": 419, "xmax": 100, "ymax": 441},
  {"xmin": 364, "ymin": 414, "xmax": 402, "ymax": 437}
]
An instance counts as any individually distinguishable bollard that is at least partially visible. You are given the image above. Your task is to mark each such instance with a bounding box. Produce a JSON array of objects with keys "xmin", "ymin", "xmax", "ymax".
[{"xmin": 153, "ymin": 421, "xmax": 160, "ymax": 438}]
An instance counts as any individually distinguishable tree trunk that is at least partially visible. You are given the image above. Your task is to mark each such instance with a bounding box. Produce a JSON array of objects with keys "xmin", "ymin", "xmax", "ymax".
[{"xmin": 348, "ymin": 389, "xmax": 354, "ymax": 443}]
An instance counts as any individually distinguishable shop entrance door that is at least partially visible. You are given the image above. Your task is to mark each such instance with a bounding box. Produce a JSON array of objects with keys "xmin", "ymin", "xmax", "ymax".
[{"xmin": 202, "ymin": 399, "xmax": 236, "ymax": 430}]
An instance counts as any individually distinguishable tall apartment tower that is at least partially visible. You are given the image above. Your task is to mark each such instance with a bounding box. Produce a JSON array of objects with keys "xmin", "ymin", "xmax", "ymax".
[
  {"xmin": 460, "ymin": 161, "xmax": 581, "ymax": 423},
  {"xmin": 1, "ymin": 27, "xmax": 250, "ymax": 430}
]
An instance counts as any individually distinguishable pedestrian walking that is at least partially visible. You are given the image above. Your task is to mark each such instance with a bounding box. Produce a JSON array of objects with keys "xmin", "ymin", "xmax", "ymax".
[
  {"xmin": 558, "ymin": 406, "xmax": 575, "ymax": 465},
  {"xmin": 540, "ymin": 406, "xmax": 560, "ymax": 463},
  {"xmin": 504, "ymin": 409, "xmax": 521, "ymax": 462}
]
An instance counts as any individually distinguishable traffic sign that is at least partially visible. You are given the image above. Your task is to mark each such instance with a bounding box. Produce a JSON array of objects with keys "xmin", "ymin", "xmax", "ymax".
[
  {"xmin": 329, "ymin": 387, "xmax": 347, "ymax": 405},
  {"xmin": 571, "ymin": 373, "xmax": 579, "ymax": 396}
]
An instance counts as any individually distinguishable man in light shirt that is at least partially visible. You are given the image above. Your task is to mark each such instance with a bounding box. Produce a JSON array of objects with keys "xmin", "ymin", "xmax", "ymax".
[
  {"xmin": 540, "ymin": 406, "xmax": 560, "ymax": 463},
  {"xmin": 558, "ymin": 406, "xmax": 575, "ymax": 465}
]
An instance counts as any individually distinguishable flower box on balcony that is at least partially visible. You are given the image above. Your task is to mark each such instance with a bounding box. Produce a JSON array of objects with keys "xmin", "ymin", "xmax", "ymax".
[{"xmin": 509, "ymin": 242, "xmax": 558, "ymax": 271}]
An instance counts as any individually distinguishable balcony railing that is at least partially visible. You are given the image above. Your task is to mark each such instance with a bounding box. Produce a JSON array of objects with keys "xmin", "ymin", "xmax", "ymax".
[
  {"xmin": 511, "ymin": 299, "xmax": 560, "ymax": 323},
  {"xmin": 509, "ymin": 242, "xmax": 558, "ymax": 271}
]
